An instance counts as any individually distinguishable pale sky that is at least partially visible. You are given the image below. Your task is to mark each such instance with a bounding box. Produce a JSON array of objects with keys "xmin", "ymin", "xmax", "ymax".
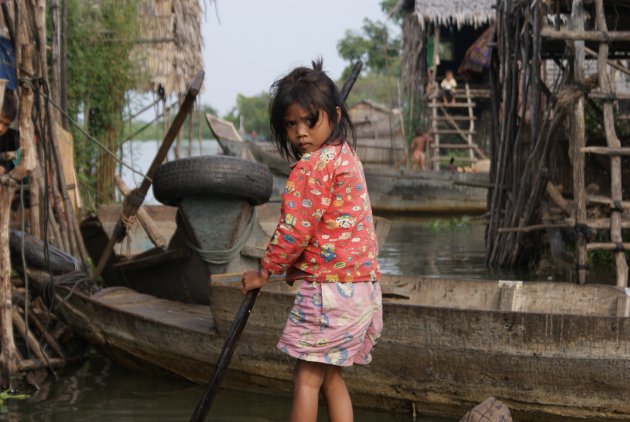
[{"xmin": 199, "ymin": 0, "xmax": 394, "ymax": 116}]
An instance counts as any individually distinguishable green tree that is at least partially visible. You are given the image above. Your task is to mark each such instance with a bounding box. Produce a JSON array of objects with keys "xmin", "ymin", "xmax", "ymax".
[
  {"xmin": 337, "ymin": 18, "xmax": 400, "ymax": 78},
  {"xmin": 66, "ymin": 0, "xmax": 142, "ymax": 204},
  {"xmin": 224, "ymin": 92, "xmax": 271, "ymax": 140}
]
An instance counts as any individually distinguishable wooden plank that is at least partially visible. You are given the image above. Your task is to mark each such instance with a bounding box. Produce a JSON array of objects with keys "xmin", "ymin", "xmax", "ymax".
[
  {"xmin": 429, "ymin": 130, "xmax": 476, "ymax": 135},
  {"xmin": 436, "ymin": 144, "xmax": 479, "ymax": 149},
  {"xmin": 431, "ymin": 116, "xmax": 476, "ymax": 121},
  {"xmin": 428, "ymin": 102, "xmax": 476, "ymax": 108}
]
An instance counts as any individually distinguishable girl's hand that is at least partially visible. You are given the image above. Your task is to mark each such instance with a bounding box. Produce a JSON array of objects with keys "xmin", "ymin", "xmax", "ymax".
[{"xmin": 241, "ymin": 268, "xmax": 270, "ymax": 295}]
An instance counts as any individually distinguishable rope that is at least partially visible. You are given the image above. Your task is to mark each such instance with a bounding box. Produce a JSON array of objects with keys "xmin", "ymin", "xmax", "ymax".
[
  {"xmin": 182, "ymin": 208, "xmax": 257, "ymax": 265},
  {"xmin": 40, "ymin": 89, "xmax": 148, "ymax": 180}
]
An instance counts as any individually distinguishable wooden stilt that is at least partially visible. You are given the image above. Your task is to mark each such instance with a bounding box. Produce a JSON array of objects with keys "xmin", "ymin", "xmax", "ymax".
[{"xmin": 0, "ymin": 175, "xmax": 18, "ymax": 388}]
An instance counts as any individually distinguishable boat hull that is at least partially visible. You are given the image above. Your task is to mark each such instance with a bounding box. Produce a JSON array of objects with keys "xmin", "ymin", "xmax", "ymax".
[
  {"xmin": 30, "ymin": 265, "xmax": 630, "ymax": 421},
  {"xmin": 363, "ymin": 167, "xmax": 487, "ymax": 213}
]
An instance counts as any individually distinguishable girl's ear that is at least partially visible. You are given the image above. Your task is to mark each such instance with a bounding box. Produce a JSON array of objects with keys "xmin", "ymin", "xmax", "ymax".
[{"xmin": 335, "ymin": 106, "xmax": 341, "ymax": 123}]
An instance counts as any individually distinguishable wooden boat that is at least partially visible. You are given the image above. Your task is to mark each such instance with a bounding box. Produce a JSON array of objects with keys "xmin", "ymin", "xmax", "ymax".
[
  {"xmin": 205, "ymin": 112, "xmax": 489, "ymax": 213},
  {"xmin": 13, "ymin": 229, "xmax": 630, "ymax": 421}
]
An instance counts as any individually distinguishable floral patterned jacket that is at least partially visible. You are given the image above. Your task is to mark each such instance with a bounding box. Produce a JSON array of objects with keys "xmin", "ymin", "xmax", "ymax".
[{"xmin": 261, "ymin": 142, "xmax": 380, "ymax": 283}]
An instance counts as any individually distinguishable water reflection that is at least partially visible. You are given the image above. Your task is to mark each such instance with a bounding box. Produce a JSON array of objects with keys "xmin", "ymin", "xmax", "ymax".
[
  {"xmin": 379, "ymin": 214, "xmax": 532, "ymax": 281},
  {"xmin": 9, "ymin": 355, "xmax": 448, "ymax": 422}
]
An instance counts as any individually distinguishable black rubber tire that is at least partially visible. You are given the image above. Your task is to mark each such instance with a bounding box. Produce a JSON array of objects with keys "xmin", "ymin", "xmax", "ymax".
[{"xmin": 153, "ymin": 155, "xmax": 274, "ymax": 206}]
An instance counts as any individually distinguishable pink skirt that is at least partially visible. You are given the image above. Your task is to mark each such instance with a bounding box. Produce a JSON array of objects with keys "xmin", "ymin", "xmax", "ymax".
[{"xmin": 277, "ymin": 280, "xmax": 383, "ymax": 367}]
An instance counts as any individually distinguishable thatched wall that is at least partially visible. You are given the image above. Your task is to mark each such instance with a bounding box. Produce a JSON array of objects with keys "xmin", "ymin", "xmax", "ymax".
[
  {"xmin": 415, "ymin": 0, "xmax": 495, "ymax": 28},
  {"xmin": 135, "ymin": 0, "xmax": 203, "ymax": 97}
]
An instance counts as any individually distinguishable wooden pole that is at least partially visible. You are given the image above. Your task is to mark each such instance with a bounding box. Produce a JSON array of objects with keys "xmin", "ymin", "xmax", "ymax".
[
  {"xmin": 570, "ymin": 0, "xmax": 588, "ymax": 284},
  {"xmin": 0, "ymin": 77, "xmax": 16, "ymax": 385},
  {"xmin": 595, "ymin": 0, "xmax": 628, "ymax": 288},
  {"xmin": 0, "ymin": 172, "xmax": 17, "ymax": 389},
  {"xmin": 93, "ymin": 70, "xmax": 205, "ymax": 279},
  {"xmin": 541, "ymin": 27, "xmax": 630, "ymax": 42},
  {"xmin": 49, "ymin": 0, "xmax": 62, "ymax": 123},
  {"xmin": 113, "ymin": 175, "xmax": 166, "ymax": 249}
]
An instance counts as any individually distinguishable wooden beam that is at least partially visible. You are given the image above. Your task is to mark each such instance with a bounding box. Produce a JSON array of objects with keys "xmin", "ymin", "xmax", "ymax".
[
  {"xmin": 542, "ymin": 27, "xmax": 630, "ymax": 42},
  {"xmin": 581, "ymin": 146, "xmax": 630, "ymax": 156}
]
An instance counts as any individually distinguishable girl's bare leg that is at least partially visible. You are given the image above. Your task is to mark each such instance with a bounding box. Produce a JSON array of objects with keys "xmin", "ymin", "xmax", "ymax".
[
  {"xmin": 322, "ymin": 365, "xmax": 353, "ymax": 422},
  {"xmin": 291, "ymin": 360, "xmax": 325, "ymax": 422}
]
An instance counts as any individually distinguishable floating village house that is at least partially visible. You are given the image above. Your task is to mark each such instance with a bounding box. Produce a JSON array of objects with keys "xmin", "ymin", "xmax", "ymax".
[
  {"xmin": 485, "ymin": 0, "xmax": 630, "ymax": 287},
  {"xmin": 396, "ymin": 0, "xmax": 495, "ymax": 170}
]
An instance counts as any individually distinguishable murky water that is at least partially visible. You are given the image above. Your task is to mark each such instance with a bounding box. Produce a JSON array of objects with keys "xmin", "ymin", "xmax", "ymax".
[
  {"xmin": 9, "ymin": 354, "xmax": 425, "ymax": 421},
  {"xmin": 4, "ymin": 140, "xmax": 548, "ymax": 420}
]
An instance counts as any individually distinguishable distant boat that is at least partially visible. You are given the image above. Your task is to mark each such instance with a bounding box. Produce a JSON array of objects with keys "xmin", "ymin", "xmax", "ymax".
[{"xmin": 206, "ymin": 105, "xmax": 490, "ymax": 213}]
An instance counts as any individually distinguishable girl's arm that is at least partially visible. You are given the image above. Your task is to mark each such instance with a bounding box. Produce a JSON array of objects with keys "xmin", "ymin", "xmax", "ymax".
[
  {"xmin": 241, "ymin": 268, "xmax": 270, "ymax": 294},
  {"xmin": 261, "ymin": 156, "xmax": 333, "ymax": 275}
]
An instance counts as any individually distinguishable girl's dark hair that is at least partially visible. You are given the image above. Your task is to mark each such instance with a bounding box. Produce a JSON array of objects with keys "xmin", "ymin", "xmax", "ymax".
[
  {"xmin": 1, "ymin": 89, "xmax": 17, "ymax": 122},
  {"xmin": 269, "ymin": 58, "xmax": 356, "ymax": 160}
]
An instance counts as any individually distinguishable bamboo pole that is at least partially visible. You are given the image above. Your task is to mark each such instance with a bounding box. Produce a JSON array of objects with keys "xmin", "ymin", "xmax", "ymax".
[{"xmin": 595, "ymin": 0, "xmax": 628, "ymax": 288}]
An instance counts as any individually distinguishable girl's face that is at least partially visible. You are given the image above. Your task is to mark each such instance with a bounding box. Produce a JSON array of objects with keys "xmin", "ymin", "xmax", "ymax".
[{"xmin": 284, "ymin": 103, "xmax": 340, "ymax": 155}]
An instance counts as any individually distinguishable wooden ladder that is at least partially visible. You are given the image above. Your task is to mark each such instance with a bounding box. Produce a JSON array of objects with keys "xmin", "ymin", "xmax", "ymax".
[
  {"xmin": 428, "ymin": 82, "xmax": 487, "ymax": 171},
  {"xmin": 572, "ymin": 0, "xmax": 629, "ymax": 287}
]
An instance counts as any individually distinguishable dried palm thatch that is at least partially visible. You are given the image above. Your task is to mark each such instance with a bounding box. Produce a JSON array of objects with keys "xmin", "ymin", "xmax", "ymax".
[
  {"xmin": 134, "ymin": 0, "xmax": 204, "ymax": 97},
  {"xmin": 415, "ymin": 0, "xmax": 495, "ymax": 28}
]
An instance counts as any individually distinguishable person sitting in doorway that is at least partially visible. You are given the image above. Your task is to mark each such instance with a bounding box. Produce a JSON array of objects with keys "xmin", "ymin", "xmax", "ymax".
[
  {"xmin": 0, "ymin": 88, "xmax": 19, "ymax": 178},
  {"xmin": 440, "ymin": 70, "xmax": 458, "ymax": 105},
  {"xmin": 0, "ymin": 89, "xmax": 29, "ymax": 226},
  {"xmin": 409, "ymin": 129, "xmax": 433, "ymax": 171}
]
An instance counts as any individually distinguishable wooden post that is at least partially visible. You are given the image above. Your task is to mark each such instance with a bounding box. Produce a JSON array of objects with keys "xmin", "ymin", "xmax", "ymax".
[
  {"xmin": 0, "ymin": 173, "xmax": 17, "ymax": 387},
  {"xmin": 570, "ymin": 0, "xmax": 588, "ymax": 284},
  {"xmin": 49, "ymin": 0, "xmax": 62, "ymax": 123},
  {"xmin": 0, "ymin": 79, "xmax": 16, "ymax": 385},
  {"xmin": 595, "ymin": 0, "xmax": 628, "ymax": 288}
]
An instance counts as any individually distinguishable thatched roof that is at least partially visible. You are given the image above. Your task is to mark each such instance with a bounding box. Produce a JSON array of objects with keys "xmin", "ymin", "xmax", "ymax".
[
  {"xmin": 135, "ymin": 0, "xmax": 204, "ymax": 97},
  {"xmin": 415, "ymin": 0, "xmax": 495, "ymax": 28}
]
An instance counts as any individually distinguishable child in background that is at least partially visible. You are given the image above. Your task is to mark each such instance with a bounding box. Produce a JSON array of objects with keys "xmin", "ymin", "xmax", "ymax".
[
  {"xmin": 241, "ymin": 59, "xmax": 383, "ymax": 422},
  {"xmin": 409, "ymin": 128, "xmax": 433, "ymax": 171},
  {"xmin": 440, "ymin": 69, "xmax": 458, "ymax": 104},
  {"xmin": 0, "ymin": 88, "xmax": 19, "ymax": 176}
]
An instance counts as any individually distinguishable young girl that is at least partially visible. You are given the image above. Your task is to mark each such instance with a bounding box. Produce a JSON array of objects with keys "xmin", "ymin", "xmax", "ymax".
[{"xmin": 241, "ymin": 59, "xmax": 383, "ymax": 422}]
